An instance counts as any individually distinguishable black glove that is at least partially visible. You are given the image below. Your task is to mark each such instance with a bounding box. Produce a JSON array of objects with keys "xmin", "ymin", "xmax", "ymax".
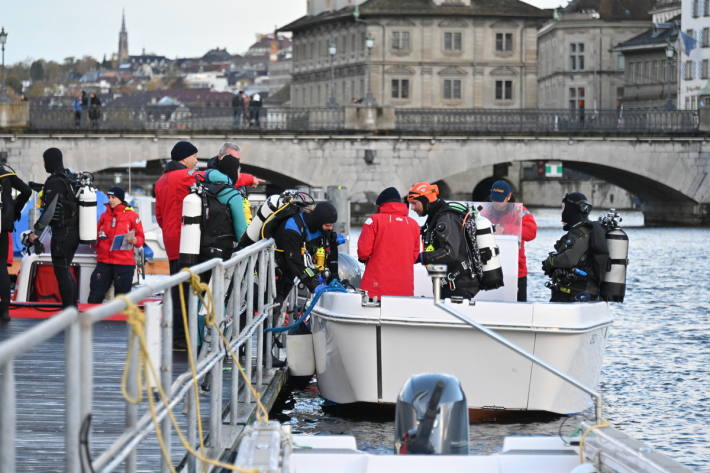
[
  {"xmin": 34, "ymin": 240, "xmax": 45, "ymax": 255},
  {"xmin": 542, "ymin": 258, "xmax": 553, "ymax": 276}
]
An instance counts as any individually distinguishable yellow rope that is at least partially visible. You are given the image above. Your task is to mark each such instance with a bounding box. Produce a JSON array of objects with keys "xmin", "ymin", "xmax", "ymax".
[
  {"xmin": 117, "ymin": 266, "xmax": 271, "ymax": 473},
  {"xmin": 578, "ymin": 419, "xmax": 611, "ymax": 463}
]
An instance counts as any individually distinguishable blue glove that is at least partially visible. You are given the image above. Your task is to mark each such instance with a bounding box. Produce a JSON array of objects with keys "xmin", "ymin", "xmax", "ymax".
[{"xmin": 336, "ymin": 234, "xmax": 346, "ymax": 246}]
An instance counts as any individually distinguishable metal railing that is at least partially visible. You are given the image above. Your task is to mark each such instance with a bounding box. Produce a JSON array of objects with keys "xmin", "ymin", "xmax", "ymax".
[
  {"xmin": 0, "ymin": 239, "xmax": 280, "ymax": 473},
  {"xmin": 25, "ymin": 104, "xmax": 700, "ymax": 134},
  {"xmin": 395, "ymin": 108, "xmax": 699, "ymax": 134},
  {"xmin": 28, "ymin": 104, "xmax": 346, "ymax": 132}
]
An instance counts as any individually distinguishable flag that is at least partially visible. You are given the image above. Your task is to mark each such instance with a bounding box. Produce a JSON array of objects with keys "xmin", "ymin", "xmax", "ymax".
[{"xmin": 680, "ymin": 31, "xmax": 697, "ymax": 56}]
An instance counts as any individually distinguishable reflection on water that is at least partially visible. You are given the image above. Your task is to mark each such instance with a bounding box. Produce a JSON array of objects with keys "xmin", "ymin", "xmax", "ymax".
[{"xmin": 272, "ymin": 224, "xmax": 709, "ymax": 471}]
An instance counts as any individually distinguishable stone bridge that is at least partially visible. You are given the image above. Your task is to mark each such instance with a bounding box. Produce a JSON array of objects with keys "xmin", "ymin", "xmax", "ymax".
[{"xmin": 1, "ymin": 133, "xmax": 708, "ymax": 225}]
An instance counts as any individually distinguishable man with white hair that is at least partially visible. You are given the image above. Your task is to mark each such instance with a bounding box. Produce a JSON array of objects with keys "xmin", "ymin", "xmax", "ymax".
[{"xmin": 207, "ymin": 142, "xmax": 265, "ymax": 188}]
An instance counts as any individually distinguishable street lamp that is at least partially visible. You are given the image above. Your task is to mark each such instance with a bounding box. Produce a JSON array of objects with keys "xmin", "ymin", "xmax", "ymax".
[
  {"xmin": 363, "ymin": 34, "xmax": 376, "ymax": 106},
  {"xmin": 0, "ymin": 27, "xmax": 9, "ymax": 103},
  {"xmin": 663, "ymin": 42, "xmax": 676, "ymax": 110},
  {"xmin": 327, "ymin": 40, "xmax": 338, "ymax": 108}
]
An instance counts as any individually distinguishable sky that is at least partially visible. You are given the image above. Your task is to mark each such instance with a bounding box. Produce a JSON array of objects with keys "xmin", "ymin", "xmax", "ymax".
[{"xmin": 2, "ymin": 0, "xmax": 567, "ymax": 65}]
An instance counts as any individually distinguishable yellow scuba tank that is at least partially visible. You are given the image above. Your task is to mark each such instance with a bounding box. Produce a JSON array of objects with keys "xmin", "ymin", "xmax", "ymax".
[{"xmin": 243, "ymin": 196, "xmax": 253, "ymax": 225}]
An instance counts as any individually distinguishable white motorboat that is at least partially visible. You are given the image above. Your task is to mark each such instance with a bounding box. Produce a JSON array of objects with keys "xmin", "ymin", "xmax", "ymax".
[
  {"xmin": 307, "ymin": 204, "xmax": 614, "ymax": 417},
  {"xmin": 310, "ymin": 291, "xmax": 611, "ymax": 416}
]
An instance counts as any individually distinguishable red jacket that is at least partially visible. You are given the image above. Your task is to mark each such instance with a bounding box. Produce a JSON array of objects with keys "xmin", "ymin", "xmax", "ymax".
[
  {"xmin": 155, "ymin": 162, "xmax": 202, "ymax": 261},
  {"xmin": 96, "ymin": 203, "xmax": 145, "ymax": 266},
  {"xmin": 236, "ymin": 173, "xmax": 254, "ymax": 187},
  {"xmin": 482, "ymin": 205, "xmax": 537, "ymax": 278},
  {"xmin": 358, "ymin": 202, "xmax": 421, "ymax": 298}
]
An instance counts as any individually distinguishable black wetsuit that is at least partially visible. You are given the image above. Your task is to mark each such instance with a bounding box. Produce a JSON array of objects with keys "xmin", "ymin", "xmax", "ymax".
[
  {"xmin": 420, "ymin": 200, "xmax": 479, "ymax": 299},
  {"xmin": 0, "ymin": 168, "xmax": 31, "ymax": 319}
]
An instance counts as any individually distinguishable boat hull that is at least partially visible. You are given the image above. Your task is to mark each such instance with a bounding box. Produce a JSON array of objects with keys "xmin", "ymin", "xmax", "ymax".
[{"xmin": 311, "ymin": 292, "xmax": 612, "ymax": 415}]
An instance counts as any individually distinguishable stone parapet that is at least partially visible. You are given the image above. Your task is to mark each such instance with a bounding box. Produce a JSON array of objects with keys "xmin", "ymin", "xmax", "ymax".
[
  {"xmin": 344, "ymin": 105, "xmax": 395, "ymax": 131},
  {"xmin": 0, "ymin": 102, "xmax": 29, "ymax": 129}
]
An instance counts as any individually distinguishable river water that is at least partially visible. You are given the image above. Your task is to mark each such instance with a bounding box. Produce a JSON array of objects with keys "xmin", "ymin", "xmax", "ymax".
[{"xmin": 271, "ymin": 213, "xmax": 709, "ymax": 472}]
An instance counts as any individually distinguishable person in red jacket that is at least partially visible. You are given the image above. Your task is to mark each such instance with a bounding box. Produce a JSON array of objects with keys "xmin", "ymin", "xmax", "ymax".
[
  {"xmin": 154, "ymin": 141, "xmax": 202, "ymax": 348},
  {"xmin": 358, "ymin": 187, "xmax": 421, "ymax": 299},
  {"xmin": 88, "ymin": 187, "xmax": 145, "ymax": 303},
  {"xmin": 483, "ymin": 180, "xmax": 537, "ymax": 302}
]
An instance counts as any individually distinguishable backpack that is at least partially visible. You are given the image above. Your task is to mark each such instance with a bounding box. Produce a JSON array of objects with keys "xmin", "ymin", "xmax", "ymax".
[
  {"xmin": 432, "ymin": 201, "xmax": 485, "ymax": 281},
  {"xmin": 195, "ymin": 173, "xmax": 236, "ymax": 258}
]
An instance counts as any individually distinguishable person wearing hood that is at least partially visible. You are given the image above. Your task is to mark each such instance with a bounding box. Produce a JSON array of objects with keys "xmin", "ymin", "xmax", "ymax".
[
  {"xmin": 542, "ymin": 192, "xmax": 605, "ymax": 302},
  {"xmin": 88, "ymin": 187, "xmax": 145, "ymax": 303},
  {"xmin": 481, "ymin": 180, "xmax": 537, "ymax": 302},
  {"xmin": 273, "ymin": 201, "xmax": 340, "ymax": 301},
  {"xmin": 0, "ymin": 161, "xmax": 31, "ymax": 322},
  {"xmin": 203, "ymin": 154, "xmax": 248, "ymax": 244},
  {"xmin": 407, "ymin": 181, "xmax": 479, "ymax": 299},
  {"xmin": 358, "ymin": 187, "xmax": 421, "ymax": 299},
  {"xmin": 154, "ymin": 141, "xmax": 202, "ymax": 348},
  {"xmin": 27, "ymin": 148, "xmax": 81, "ymax": 307}
]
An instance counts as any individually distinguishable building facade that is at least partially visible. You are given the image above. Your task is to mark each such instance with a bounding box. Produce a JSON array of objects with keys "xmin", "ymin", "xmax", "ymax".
[
  {"xmin": 614, "ymin": 15, "xmax": 680, "ymax": 109},
  {"xmin": 281, "ymin": 0, "xmax": 549, "ymax": 108},
  {"xmin": 537, "ymin": 0, "xmax": 654, "ymax": 110},
  {"xmin": 679, "ymin": 0, "xmax": 710, "ymax": 109}
]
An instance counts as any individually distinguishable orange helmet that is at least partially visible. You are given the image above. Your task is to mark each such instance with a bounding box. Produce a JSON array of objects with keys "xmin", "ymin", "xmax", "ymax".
[{"xmin": 407, "ymin": 182, "xmax": 439, "ymax": 203}]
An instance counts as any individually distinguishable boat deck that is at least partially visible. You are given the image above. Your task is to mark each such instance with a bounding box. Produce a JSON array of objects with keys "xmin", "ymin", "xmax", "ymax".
[{"xmin": 0, "ymin": 317, "xmax": 285, "ymax": 472}]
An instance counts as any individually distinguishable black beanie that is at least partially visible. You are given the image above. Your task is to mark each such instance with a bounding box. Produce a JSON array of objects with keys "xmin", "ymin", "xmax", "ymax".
[
  {"xmin": 43, "ymin": 147, "xmax": 64, "ymax": 173},
  {"xmin": 376, "ymin": 187, "xmax": 401, "ymax": 206},
  {"xmin": 217, "ymin": 155, "xmax": 240, "ymax": 184},
  {"xmin": 562, "ymin": 192, "xmax": 591, "ymax": 230},
  {"xmin": 171, "ymin": 141, "xmax": 198, "ymax": 161},
  {"xmin": 304, "ymin": 202, "xmax": 338, "ymax": 232}
]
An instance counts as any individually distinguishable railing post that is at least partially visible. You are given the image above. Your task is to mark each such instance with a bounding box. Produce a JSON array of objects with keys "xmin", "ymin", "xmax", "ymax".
[
  {"xmin": 209, "ymin": 264, "xmax": 225, "ymax": 455},
  {"xmin": 124, "ymin": 323, "xmax": 138, "ymax": 473},
  {"xmin": 0, "ymin": 360, "xmax": 16, "ymax": 473},
  {"xmin": 187, "ymin": 289, "xmax": 199, "ymax": 473},
  {"xmin": 265, "ymin": 248, "xmax": 275, "ymax": 371},
  {"xmin": 160, "ymin": 291, "xmax": 174, "ymax": 473},
  {"xmin": 66, "ymin": 319, "xmax": 82, "ymax": 473},
  {"xmin": 230, "ymin": 262, "xmax": 244, "ymax": 426},
  {"xmin": 245, "ymin": 257, "xmax": 256, "ymax": 403},
  {"xmin": 79, "ymin": 312, "xmax": 93, "ymax": 436},
  {"xmin": 256, "ymin": 251, "xmax": 266, "ymax": 388}
]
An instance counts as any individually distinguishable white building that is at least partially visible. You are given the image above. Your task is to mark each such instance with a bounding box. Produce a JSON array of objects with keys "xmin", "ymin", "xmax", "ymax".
[
  {"xmin": 184, "ymin": 72, "xmax": 229, "ymax": 92},
  {"xmin": 679, "ymin": 0, "xmax": 710, "ymax": 109}
]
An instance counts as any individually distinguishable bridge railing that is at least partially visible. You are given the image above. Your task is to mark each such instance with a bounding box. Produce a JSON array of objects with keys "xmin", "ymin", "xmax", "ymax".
[
  {"xmin": 0, "ymin": 239, "xmax": 284, "ymax": 473},
  {"xmin": 28, "ymin": 104, "xmax": 346, "ymax": 132},
  {"xmin": 394, "ymin": 108, "xmax": 700, "ymax": 133},
  {"xmin": 26, "ymin": 104, "xmax": 699, "ymax": 133}
]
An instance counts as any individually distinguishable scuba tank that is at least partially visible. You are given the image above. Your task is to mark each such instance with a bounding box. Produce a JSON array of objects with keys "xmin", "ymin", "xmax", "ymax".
[
  {"xmin": 179, "ymin": 190, "xmax": 202, "ymax": 267},
  {"xmin": 474, "ymin": 214, "xmax": 504, "ymax": 290},
  {"xmin": 241, "ymin": 193, "xmax": 282, "ymax": 247},
  {"xmin": 599, "ymin": 209, "xmax": 628, "ymax": 302},
  {"xmin": 76, "ymin": 172, "xmax": 97, "ymax": 244}
]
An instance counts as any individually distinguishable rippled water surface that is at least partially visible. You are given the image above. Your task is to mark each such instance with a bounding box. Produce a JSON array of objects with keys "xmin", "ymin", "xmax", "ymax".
[{"xmin": 272, "ymin": 226, "xmax": 710, "ymax": 472}]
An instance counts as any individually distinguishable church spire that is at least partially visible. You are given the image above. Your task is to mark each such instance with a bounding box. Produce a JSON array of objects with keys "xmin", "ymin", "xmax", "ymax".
[{"xmin": 118, "ymin": 9, "xmax": 129, "ymax": 64}]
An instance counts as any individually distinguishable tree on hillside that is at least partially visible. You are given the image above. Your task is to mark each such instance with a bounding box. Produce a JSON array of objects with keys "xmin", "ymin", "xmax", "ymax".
[{"xmin": 30, "ymin": 60, "xmax": 45, "ymax": 81}]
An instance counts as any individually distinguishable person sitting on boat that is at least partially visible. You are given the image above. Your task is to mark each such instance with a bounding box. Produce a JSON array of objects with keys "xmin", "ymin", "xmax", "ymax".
[
  {"xmin": 273, "ymin": 202, "xmax": 339, "ymax": 303},
  {"xmin": 27, "ymin": 148, "xmax": 81, "ymax": 308},
  {"xmin": 542, "ymin": 192, "xmax": 607, "ymax": 302},
  {"xmin": 358, "ymin": 187, "xmax": 421, "ymax": 299},
  {"xmin": 0, "ymin": 163, "xmax": 31, "ymax": 322},
  {"xmin": 406, "ymin": 182, "xmax": 479, "ymax": 300},
  {"xmin": 481, "ymin": 180, "xmax": 537, "ymax": 302},
  {"xmin": 88, "ymin": 187, "xmax": 145, "ymax": 303}
]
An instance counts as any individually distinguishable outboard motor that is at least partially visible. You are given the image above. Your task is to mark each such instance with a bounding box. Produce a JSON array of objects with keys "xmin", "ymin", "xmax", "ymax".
[
  {"xmin": 76, "ymin": 172, "xmax": 97, "ymax": 244},
  {"xmin": 179, "ymin": 189, "xmax": 202, "ymax": 267},
  {"xmin": 394, "ymin": 373, "xmax": 469, "ymax": 455},
  {"xmin": 475, "ymin": 214, "xmax": 503, "ymax": 290},
  {"xmin": 599, "ymin": 209, "xmax": 628, "ymax": 302}
]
